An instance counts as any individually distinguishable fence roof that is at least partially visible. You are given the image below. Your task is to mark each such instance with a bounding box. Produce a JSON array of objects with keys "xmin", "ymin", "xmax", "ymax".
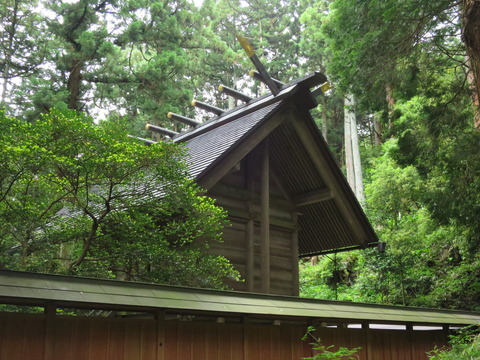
[{"xmin": 1, "ymin": 270, "xmax": 479, "ymax": 326}]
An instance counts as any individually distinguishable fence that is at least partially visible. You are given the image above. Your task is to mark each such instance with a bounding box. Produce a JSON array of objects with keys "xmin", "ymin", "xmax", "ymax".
[{"xmin": 0, "ymin": 312, "xmax": 448, "ymax": 360}]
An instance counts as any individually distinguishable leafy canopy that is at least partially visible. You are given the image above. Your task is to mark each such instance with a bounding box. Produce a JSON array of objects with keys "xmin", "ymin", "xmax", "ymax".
[{"xmin": 0, "ymin": 109, "xmax": 238, "ymax": 288}]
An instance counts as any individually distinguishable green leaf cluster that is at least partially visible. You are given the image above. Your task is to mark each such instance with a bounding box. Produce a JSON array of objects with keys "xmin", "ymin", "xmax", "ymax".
[
  {"xmin": 299, "ymin": 0, "xmax": 480, "ymax": 311},
  {"xmin": 300, "ymin": 138, "xmax": 480, "ymax": 310},
  {"xmin": 302, "ymin": 326, "xmax": 361, "ymax": 360},
  {"xmin": 429, "ymin": 326, "xmax": 480, "ymax": 360},
  {"xmin": 0, "ymin": 108, "xmax": 238, "ymax": 288}
]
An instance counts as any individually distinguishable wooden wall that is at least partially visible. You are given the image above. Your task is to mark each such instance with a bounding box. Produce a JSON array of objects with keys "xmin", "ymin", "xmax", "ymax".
[
  {"xmin": 0, "ymin": 312, "xmax": 448, "ymax": 360},
  {"xmin": 207, "ymin": 149, "xmax": 298, "ymax": 296}
]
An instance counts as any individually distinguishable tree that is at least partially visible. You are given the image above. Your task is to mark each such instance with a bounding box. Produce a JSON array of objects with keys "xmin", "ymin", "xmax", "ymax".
[
  {"xmin": 318, "ymin": 0, "xmax": 461, "ymax": 112},
  {"xmin": 0, "ymin": 0, "xmax": 45, "ymax": 106},
  {"xmin": 392, "ymin": 91, "xmax": 480, "ymax": 247},
  {"xmin": 344, "ymin": 94, "xmax": 364, "ymax": 204},
  {"xmin": 0, "ymin": 109, "xmax": 238, "ymax": 288},
  {"xmin": 254, "ymin": 0, "xmax": 480, "ymax": 311},
  {"xmin": 300, "ymin": 137, "xmax": 480, "ymax": 310},
  {"xmin": 300, "ymin": 0, "xmax": 339, "ymax": 146},
  {"xmin": 317, "ymin": 0, "xmax": 480, "ymax": 126},
  {"xmin": 4, "ymin": 0, "xmax": 232, "ymax": 130},
  {"xmin": 461, "ymin": 0, "xmax": 480, "ymax": 126}
]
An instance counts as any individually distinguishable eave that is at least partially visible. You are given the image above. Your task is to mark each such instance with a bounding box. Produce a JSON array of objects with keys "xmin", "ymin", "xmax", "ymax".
[{"xmin": 1, "ymin": 271, "xmax": 478, "ymax": 327}]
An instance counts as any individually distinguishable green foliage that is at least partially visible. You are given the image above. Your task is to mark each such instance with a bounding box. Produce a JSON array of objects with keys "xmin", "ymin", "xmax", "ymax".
[
  {"xmin": 429, "ymin": 326, "xmax": 480, "ymax": 360},
  {"xmin": 298, "ymin": 0, "xmax": 480, "ymax": 312},
  {"xmin": 360, "ymin": 138, "xmax": 479, "ymax": 309},
  {"xmin": 302, "ymin": 326, "xmax": 361, "ymax": 360},
  {"xmin": 299, "ymin": 254, "xmax": 359, "ymax": 301},
  {"xmin": 2, "ymin": 0, "xmax": 479, "ymax": 311},
  {"xmin": 3, "ymin": 0, "xmax": 242, "ymax": 130},
  {"xmin": 301, "ymin": 137, "xmax": 480, "ymax": 311},
  {"xmin": 393, "ymin": 94, "xmax": 480, "ymax": 241},
  {"xmin": 314, "ymin": 0, "xmax": 458, "ymax": 109},
  {"xmin": 0, "ymin": 0, "xmax": 45, "ymax": 105},
  {"xmin": 365, "ymin": 139, "xmax": 424, "ymax": 228},
  {"xmin": 0, "ymin": 305, "xmax": 44, "ymax": 314},
  {"xmin": 0, "ymin": 108, "xmax": 238, "ymax": 288}
]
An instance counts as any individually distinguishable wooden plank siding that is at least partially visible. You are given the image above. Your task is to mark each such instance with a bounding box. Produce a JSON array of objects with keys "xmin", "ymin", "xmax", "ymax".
[
  {"xmin": 0, "ymin": 313, "xmax": 46, "ymax": 360},
  {"xmin": 209, "ymin": 192, "xmax": 297, "ymax": 295},
  {"xmin": 177, "ymin": 72, "xmax": 379, "ymax": 271},
  {"xmin": 207, "ymin": 147, "xmax": 299, "ymax": 296},
  {"xmin": 0, "ymin": 312, "xmax": 449, "ymax": 360}
]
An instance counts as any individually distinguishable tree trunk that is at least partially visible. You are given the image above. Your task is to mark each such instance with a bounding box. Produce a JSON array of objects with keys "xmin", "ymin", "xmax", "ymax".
[
  {"xmin": 350, "ymin": 109, "xmax": 365, "ymax": 205},
  {"xmin": 344, "ymin": 94, "xmax": 365, "ymax": 205},
  {"xmin": 67, "ymin": 59, "xmax": 84, "ymax": 110},
  {"xmin": 70, "ymin": 218, "xmax": 99, "ymax": 269},
  {"xmin": 462, "ymin": 0, "xmax": 480, "ymax": 127},
  {"xmin": 320, "ymin": 96, "xmax": 328, "ymax": 143},
  {"xmin": 344, "ymin": 95, "xmax": 354, "ymax": 187},
  {"xmin": 228, "ymin": 73, "xmax": 238, "ymax": 110},
  {"xmin": 1, "ymin": 0, "xmax": 19, "ymax": 104},
  {"xmin": 386, "ymin": 84, "xmax": 395, "ymax": 129},
  {"xmin": 373, "ymin": 112, "xmax": 382, "ymax": 145}
]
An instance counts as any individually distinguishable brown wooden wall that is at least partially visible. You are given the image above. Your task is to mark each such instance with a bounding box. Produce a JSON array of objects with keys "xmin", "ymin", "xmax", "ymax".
[
  {"xmin": 0, "ymin": 312, "xmax": 448, "ymax": 360},
  {"xmin": 207, "ymin": 146, "xmax": 299, "ymax": 296},
  {"xmin": 208, "ymin": 171, "xmax": 297, "ymax": 296}
]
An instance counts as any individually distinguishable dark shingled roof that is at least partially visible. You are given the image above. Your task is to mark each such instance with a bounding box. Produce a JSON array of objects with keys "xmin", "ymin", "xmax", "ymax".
[{"xmin": 179, "ymin": 101, "xmax": 283, "ymax": 179}]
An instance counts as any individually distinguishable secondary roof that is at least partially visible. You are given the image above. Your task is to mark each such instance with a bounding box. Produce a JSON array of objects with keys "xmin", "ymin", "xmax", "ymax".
[{"xmin": 1, "ymin": 271, "xmax": 479, "ymax": 326}]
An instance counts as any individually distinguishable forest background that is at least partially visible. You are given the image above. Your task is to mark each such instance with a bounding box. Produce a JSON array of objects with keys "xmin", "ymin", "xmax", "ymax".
[{"xmin": 1, "ymin": 0, "xmax": 479, "ymax": 311}]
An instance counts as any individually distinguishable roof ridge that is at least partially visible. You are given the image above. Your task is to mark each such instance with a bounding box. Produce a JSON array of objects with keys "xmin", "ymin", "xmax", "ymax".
[
  {"xmin": 173, "ymin": 86, "xmax": 292, "ymax": 143},
  {"xmin": 172, "ymin": 72, "xmax": 327, "ymax": 143}
]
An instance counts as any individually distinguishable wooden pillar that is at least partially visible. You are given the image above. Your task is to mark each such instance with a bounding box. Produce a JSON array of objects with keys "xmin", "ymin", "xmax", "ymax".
[
  {"xmin": 246, "ymin": 219, "xmax": 255, "ymax": 292},
  {"xmin": 246, "ymin": 156, "xmax": 255, "ymax": 292},
  {"xmin": 291, "ymin": 212, "xmax": 299, "ymax": 296},
  {"xmin": 260, "ymin": 139, "xmax": 270, "ymax": 293},
  {"xmin": 406, "ymin": 323, "xmax": 414, "ymax": 360}
]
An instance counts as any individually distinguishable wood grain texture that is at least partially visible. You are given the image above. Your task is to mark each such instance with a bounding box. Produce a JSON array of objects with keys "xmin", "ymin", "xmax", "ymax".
[{"xmin": 0, "ymin": 313, "xmax": 448, "ymax": 360}]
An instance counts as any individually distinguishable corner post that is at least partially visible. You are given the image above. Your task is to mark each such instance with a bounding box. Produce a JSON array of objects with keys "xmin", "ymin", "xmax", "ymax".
[
  {"xmin": 261, "ymin": 138, "xmax": 270, "ymax": 293},
  {"xmin": 291, "ymin": 212, "xmax": 299, "ymax": 296},
  {"xmin": 246, "ymin": 156, "xmax": 255, "ymax": 292}
]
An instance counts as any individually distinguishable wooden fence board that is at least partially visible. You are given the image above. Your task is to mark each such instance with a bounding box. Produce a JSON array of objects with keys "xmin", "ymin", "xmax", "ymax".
[
  {"xmin": 231, "ymin": 324, "xmax": 245, "ymax": 360},
  {"xmin": 204, "ymin": 322, "xmax": 219, "ymax": 360},
  {"xmin": 71, "ymin": 318, "xmax": 91, "ymax": 360},
  {"xmin": 190, "ymin": 322, "xmax": 206, "ymax": 360},
  {"xmin": 0, "ymin": 313, "xmax": 450, "ymax": 360},
  {"xmin": 0, "ymin": 314, "xmax": 46, "ymax": 360},
  {"xmin": 218, "ymin": 324, "xmax": 233, "ymax": 359},
  {"xmin": 25, "ymin": 316, "xmax": 46, "ymax": 360},
  {"xmin": 140, "ymin": 321, "xmax": 158, "ymax": 359},
  {"xmin": 164, "ymin": 322, "xmax": 178, "ymax": 359},
  {"xmin": 52, "ymin": 317, "xmax": 74, "ymax": 359},
  {"xmin": 245, "ymin": 324, "xmax": 261, "ymax": 360},
  {"xmin": 411, "ymin": 331, "xmax": 447, "ymax": 360},
  {"xmin": 124, "ymin": 321, "xmax": 141, "ymax": 359},
  {"xmin": 176, "ymin": 322, "xmax": 192, "ymax": 360},
  {"xmin": 91, "ymin": 318, "xmax": 110, "ymax": 360},
  {"xmin": 106, "ymin": 321, "xmax": 125, "ymax": 360}
]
